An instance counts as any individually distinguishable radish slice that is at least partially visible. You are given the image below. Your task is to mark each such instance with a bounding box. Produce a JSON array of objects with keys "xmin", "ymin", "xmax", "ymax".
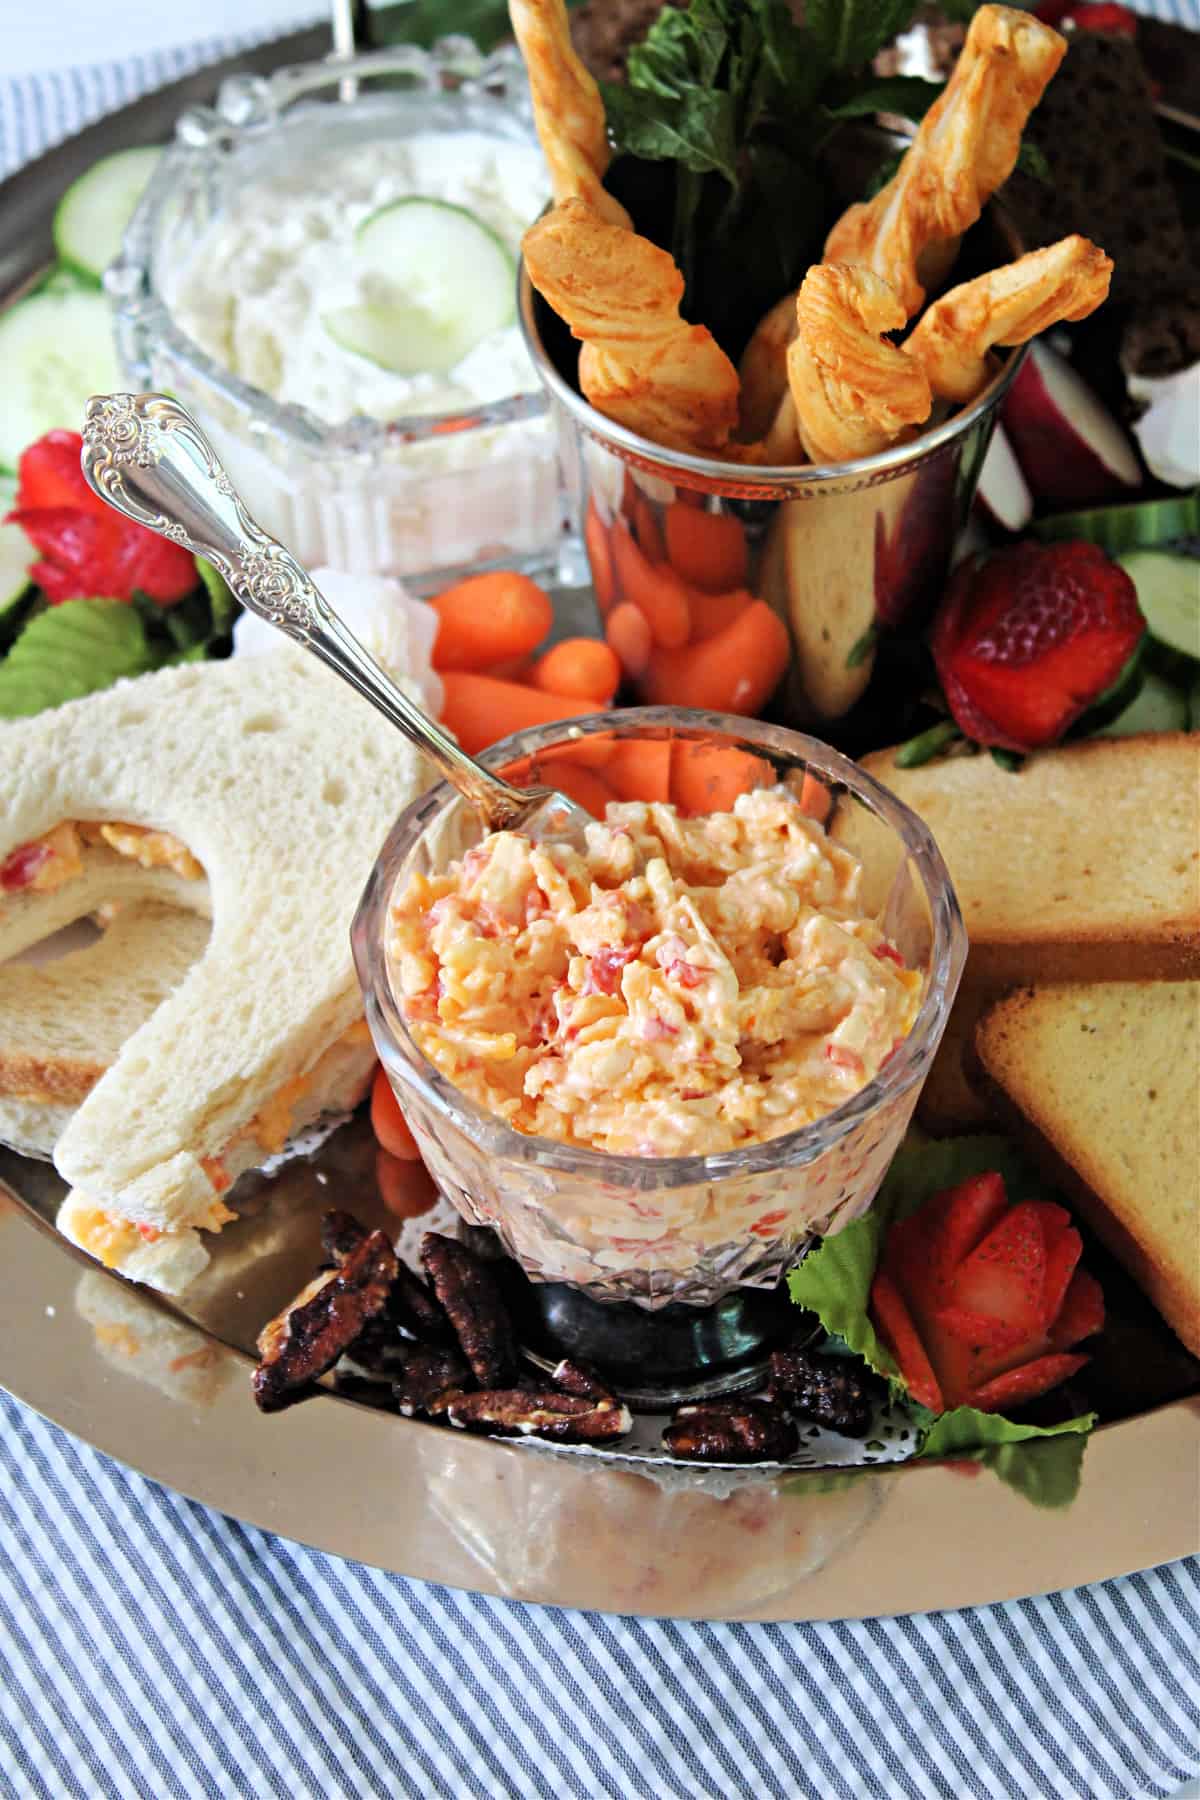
[
  {"xmin": 1128, "ymin": 364, "xmax": 1200, "ymax": 490},
  {"xmin": 975, "ymin": 424, "xmax": 1033, "ymax": 533},
  {"xmin": 1001, "ymin": 341, "xmax": 1142, "ymax": 508}
]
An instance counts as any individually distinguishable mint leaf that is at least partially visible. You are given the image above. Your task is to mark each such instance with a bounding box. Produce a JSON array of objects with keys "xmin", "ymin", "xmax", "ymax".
[
  {"xmin": 627, "ymin": 2, "xmax": 728, "ymax": 97},
  {"xmin": 0, "ymin": 598, "xmax": 153, "ymax": 718},
  {"xmin": 806, "ymin": 0, "xmax": 917, "ymax": 72},
  {"xmin": 1015, "ymin": 140, "xmax": 1052, "ymax": 183},
  {"xmin": 602, "ymin": 82, "xmax": 738, "ymax": 183},
  {"xmin": 820, "ymin": 76, "xmax": 944, "ymax": 124}
]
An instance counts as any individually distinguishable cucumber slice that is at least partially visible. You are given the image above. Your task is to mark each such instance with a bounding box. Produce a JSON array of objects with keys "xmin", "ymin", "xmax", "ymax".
[
  {"xmin": 0, "ymin": 286, "xmax": 120, "ymax": 473},
  {"xmin": 1096, "ymin": 670, "xmax": 1189, "ymax": 737},
  {"xmin": 1031, "ymin": 492, "xmax": 1200, "ymax": 554},
  {"xmin": 1119, "ymin": 549, "xmax": 1200, "ymax": 662},
  {"xmin": 52, "ymin": 146, "xmax": 161, "ymax": 283},
  {"xmin": 0, "ymin": 510, "xmax": 32, "ymax": 617},
  {"xmin": 323, "ymin": 197, "xmax": 516, "ymax": 375}
]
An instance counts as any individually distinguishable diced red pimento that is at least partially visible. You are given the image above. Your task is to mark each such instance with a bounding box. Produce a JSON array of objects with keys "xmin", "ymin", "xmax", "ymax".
[
  {"xmin": 826, "ymin": 1044, "xmax": 864, "ymax": 1074},
  {"xmin": 873, "ymin": 941, "xmax": 905, "ymax": 966},
  {"xmin": 643, "ymin": 1016, "xmax": 679, "ymax": 1041},
  {"xmin": 667, "ymin": 958, "xmax": 707, "ymax": 988},
  {"xmin": 584, "ymin": 945, "xmax": 639, "ymax": 996},
  {"xmin": 1, "ymin": 840, "xmax": 51, "ymax": 891}
]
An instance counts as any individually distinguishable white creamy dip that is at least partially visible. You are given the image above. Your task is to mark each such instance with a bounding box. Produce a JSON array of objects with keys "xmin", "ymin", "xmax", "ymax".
[{"xmin": 169, "ymin": 132, "xmax": 550, "ymax": 425}]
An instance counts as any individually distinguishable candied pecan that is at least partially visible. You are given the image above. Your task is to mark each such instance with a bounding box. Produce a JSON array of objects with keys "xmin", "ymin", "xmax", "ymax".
[
  {"xmin": 321, "ymin": 1208, "xmax": 452, "ymax": 1345},
  {"xmin": 421, "ymin": 1232, "xmax": 518, "ymax": 1387},
  {"xmin": 663, "ymin": 1397, "xmax": 799, "ymax": 1464},
  {"xmin": 253, "ymin": 1230, "xmax": 398, "ymax": 1413},
  {"xmin": 392, "ymin": 1344, "xmax": 472, "ymax": 1417},
  {"xmin": 320, "ymin": 1207, "xmax": 369, "ymax": 1266},
  {"xmin": 767, "ymin": 1348, "xmax": 877, "ymax": 1439},
  {"xmin": 346, "ymin": 1314, "xmax": 409, "ymax": 1376},
  {"xmin": 550, "ymin": 1357, "xmax": 614, "ymax": 1402},
  {"xmin": 333, "ymin": 1371, "xmax": 400, "ymax": 1411},
  {"xmin": 390, "ymin": 1263, "xmax": 455, "ymax": 1346},
  {"xmin": 445, "ymin": 1388, "xmax": 633, "ymax": 1443}
]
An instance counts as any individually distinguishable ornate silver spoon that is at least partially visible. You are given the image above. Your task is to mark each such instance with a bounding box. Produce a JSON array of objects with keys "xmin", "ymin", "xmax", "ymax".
[{"xmin": 80, "ymin": 392, "xmax": 590, "ymax": 844}]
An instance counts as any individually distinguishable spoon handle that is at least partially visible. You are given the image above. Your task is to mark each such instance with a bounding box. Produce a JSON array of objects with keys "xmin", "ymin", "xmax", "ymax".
[{"xmin": 80, "ymin": 392, "xmax": 523, "ymax": 824}]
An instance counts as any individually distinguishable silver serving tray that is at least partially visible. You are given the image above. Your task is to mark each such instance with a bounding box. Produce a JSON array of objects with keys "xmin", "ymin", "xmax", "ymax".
[{"xmin": 1, "ymin": 27, "xmax": 1197, "ymax": 1621}]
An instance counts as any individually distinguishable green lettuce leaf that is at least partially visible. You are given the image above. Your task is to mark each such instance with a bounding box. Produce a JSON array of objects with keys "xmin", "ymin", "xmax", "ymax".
[
  {"xmin": 920, "ymin": 1408, "xmax": 1093, "ymax": 1509},
  {"xmin": 195, "ymin": 558, "xmax": 237, "ymax": 637},
  {"xmin": 788, "ymin": 1131, "xmax": 1098, "ymax": 1465},
  {"xmin": 0, "ymin": 598, "xmax": 154, "ymax": 718}
]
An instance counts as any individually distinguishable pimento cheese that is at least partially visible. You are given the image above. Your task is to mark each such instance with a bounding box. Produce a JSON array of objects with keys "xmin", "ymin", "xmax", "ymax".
[{"xmin": 389, "ymin": 789, "xmax": 921, "ymax": 1157}]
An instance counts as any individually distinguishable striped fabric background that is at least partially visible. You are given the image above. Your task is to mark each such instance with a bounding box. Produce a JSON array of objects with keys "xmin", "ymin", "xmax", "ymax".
[{"xmin": 2, "ymin": 7, "xmax": 1199, "ymax": 1796}]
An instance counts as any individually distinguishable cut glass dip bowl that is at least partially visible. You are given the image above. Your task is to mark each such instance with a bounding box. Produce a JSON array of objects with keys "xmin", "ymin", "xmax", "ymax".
[
  {"xmin": 108, "ymin": 43, "xmax": 563, "ymax": 592},
  {"xmin": 352, "ymin": 709, "xmax": 966, "ymax": 1311}
]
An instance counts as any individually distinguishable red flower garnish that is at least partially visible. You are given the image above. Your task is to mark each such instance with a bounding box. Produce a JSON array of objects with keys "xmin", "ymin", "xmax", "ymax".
[
  {"xmin": 5, "ymin": 430, "xmax": 195, "ymax": 606},
  {"xmin": 869, "ymin": 1171, "xmax": 1104, "ymax": 1413},
  {"xmin": 931, "ymin": 540, "xmax": 1144, "ymax": 752}
]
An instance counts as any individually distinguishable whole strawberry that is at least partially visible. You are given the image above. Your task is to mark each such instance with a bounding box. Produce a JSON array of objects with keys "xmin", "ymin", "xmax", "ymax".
[
  {"xmin": 931, "ymin": 540, "xmax": 1144, "ymax": 752},
  {"xmin": 5, "ymin": 430, "xmax": 196, "ymax": 606}
]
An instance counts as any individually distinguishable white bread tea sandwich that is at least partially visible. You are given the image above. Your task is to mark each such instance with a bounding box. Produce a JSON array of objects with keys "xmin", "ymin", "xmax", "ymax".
[
  {"xmin": 0, "ymin": 649, "xmax": 431, "ymax": 1291},
  {"xmin": 975, "ymin": 980, "xmax": 1200, "ymax": 1357},
  {"xmin": 0, "ymin": 902, "xmax": 210, "ymax": 1158}
]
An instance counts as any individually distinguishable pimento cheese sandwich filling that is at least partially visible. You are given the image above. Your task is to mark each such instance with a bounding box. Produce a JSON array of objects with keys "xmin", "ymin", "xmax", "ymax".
[{"xmin": 390, "ymin": 788, "xmax": 921, "ymax": 1158}]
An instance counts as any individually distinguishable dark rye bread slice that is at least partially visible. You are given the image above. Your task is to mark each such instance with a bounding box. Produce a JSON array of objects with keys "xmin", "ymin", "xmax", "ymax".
[
  {"xmin": 570, "ymin": 0, "xmax": 679, "ymax": 82},
  {"xmin": 1000, "ymin": 32, "xmax": 1190, "ymax": 306},
  {"xmin": 974, "ymin": 981, "xmax": 1200, "ymax": 1357},
  {"xmin": 849, "ymin": 734, "xmax": 1200, "ymax": 987}
]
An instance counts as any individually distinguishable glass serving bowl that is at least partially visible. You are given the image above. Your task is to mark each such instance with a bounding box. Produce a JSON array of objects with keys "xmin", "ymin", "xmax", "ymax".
[
  {"xmin": 108, "ymin": 43, "xmax": 565, "ymax": 593},
  {"xmin": 352, "ymin": 709, "xmax": 967, "ymax": 1310}
]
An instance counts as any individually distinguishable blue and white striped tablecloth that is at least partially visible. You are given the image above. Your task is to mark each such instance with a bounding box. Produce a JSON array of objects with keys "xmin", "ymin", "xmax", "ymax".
[{"xmin": 2, "ymin": 13, "xmax": 1200, "ymax": 1797}]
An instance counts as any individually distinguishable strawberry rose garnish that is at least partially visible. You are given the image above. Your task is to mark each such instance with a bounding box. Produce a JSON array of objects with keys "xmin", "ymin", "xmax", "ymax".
[
  {"xmin": 869, "ymin": 1171, "xmax": 1104, "ymax": 1414},
  {"xmin": 931, "ymin": 540, "xmax": 1144, "ymax": 752},
  {"xmin": 5, "ymin": 430, "xmax": 196, "ymax": 605}
]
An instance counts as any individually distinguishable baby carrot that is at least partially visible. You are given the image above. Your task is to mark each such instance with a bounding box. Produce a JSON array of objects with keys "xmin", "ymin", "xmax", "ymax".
[
  {"xmin": 641, "ymin": 601, "xmax": 790, "ymax": 715},
  {"xmin": 440, "ymin": 672, "xmax": 592, "ymax": 754},
  {"xmin": 430, "ymin": 571, "xmax": 553, "ymax": 672},
  {"xmin": 633, "ymin": 492, "xmax": 667, "ymax": 565},
  {"xmin": 605, "ymin": 603, "xmax": 654, "ymax": 681},
  {"xmin": 499, "ymin": 737, "xmax": 617, "ymax": 787},
  {"xmin": 610, "ymin": 520, "xmax": 691, "ymax": 650},
  {"xmin": 797, "ymin": 771, "xmax": 833, "ymax": 824},
  {"xmin": 585, "ymin": 498, "xmax": 617, "ymax": 617},
  {"xmin": 532, "ymin": 758, "xmax": 618, "ymax": 819},
  {"xmin": 671, "ymin": 742, "xmax": 773, "ymax": 816},
  {"xmin": 686, "ymin": 586, "xmax": 753, "ymax": 643},
  {"xmin": 605, "ymin": 738, "xmax": 672, "ymax": 804},
  {"xmin": 371, "ymin": 1065, "xmax": 421, "ymax": 1160},
  {"xmin": 664, "ymin": 503, "xmax": 748, "ymax": 593},
  {"xmin": 530, "ymin": 638, "xmax": 621, "ymax": 704},
  {"xmin": 376, "ymin": 1149, "xmax": 439, "ymax": 1221}
]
